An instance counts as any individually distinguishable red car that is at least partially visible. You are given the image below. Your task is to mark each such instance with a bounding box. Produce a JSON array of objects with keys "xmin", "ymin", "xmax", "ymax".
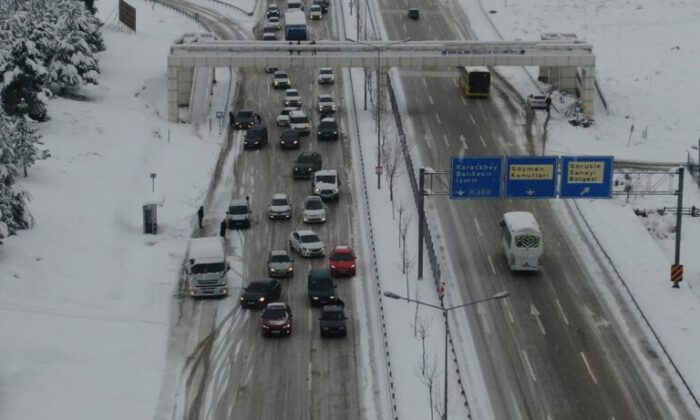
[
  {"xmin": 329, "ymin": 245, "xmax": 357, "ymax": 277},
  {"xmin": 261, "ymin": 302, "xmax": 293, "ymax": 337}
]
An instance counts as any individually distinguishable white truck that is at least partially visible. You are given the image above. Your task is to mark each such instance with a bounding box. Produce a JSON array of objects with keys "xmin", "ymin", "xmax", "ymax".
[{"xmin": 185, "ymin": 237, "xmax": 230, "ymax": 297}]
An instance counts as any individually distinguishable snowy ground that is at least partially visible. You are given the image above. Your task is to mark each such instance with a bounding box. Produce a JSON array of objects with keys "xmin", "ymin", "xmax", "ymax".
[{"xmin": 1, "ymin": 0, "xmax": 700, "ymax": 419}]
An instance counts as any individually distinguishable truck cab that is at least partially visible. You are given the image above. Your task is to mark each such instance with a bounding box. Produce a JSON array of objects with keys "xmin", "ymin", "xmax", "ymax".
[
  {"xmin": 227, "ymin": 197, "xmax": 252, "ymax": 228},
  {"xmin": 186, "ymin": 237, "xmax": 230, "ymax": 297}
]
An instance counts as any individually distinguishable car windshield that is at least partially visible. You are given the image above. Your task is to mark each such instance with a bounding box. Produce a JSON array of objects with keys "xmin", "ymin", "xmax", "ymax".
[
  {"xmin": 320, "ymin": 97, "xmax": 332, "ymax": 102},
  {"xmin": 229, "ymin": 205, "xmax": 248, "ymax": 214},
  {"xmin": 297, "ymin": 154, "xmax": 316, "ymax": 163},
  {"xmin": 320, "ymin": 121, "xmax": 337, "ymax": 129},
  {"xmin": 270, "ymin": 254, "xmax": 290, "ymax": 263},
  {"xmin": 191, "ymin": 262, "xmax": 225, "ymax": 274},
  {"xmin": 300, "ymin": 233, "xmax": 320, "ymax": 243},
  {"xmin": 246, "ymin": 282, "xmax": 270, "ymax": 292},
  {"xmin": 305, "ymin": 199, "xmax": 323, "ymax": 210},
  {"xmin": 315, "ymin": 175, "xmax": 335, "ymax": 183},
  {"xmin": 286, "ymin": 90, "xmax": 299, "ymax": 97},
  {"xmin": 281, "ymin": 130, "xmax": 298, "ymax": 139},
  {"xmin": 309, "ymin": 277, "xmax": 334, "ymax": 290},
  {"xmin": 331, "ymin": 252, "xmax": 354, "ymax": 261},
  {"xmin": 271, "ymin": 198, "xmax": 288, "ymax": 206},
  {"xmin": 290, "ymin": 116, "xmax": 308, "ymax": 124},
  {"xmin": 321, "ymin": 310, "xmax": 344, "ymax": 320},
  {"xmin": 311, "ymin": 5, "xmax": 321, "ymax": 10},
  {"xmin": 263, "ymin": 308, "xmax": 287, "ymax": 319},
  {"xmin": 237, "ymin": 111, "xmax": 253, "ymax": 118},
  {"xmin": 274, "ymin": 73, "xmax": 287, "ymax": 79}
]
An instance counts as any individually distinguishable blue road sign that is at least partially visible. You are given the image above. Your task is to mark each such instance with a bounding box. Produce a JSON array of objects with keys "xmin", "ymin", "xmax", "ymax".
[
  {"xmin": 505, "ymin": 156, "xmax": 558, "ymax": 198},
  {"xmin": 450, "ymin": 156, "xmax": 503, "ymax": 199},
  {"xmin": 559, "ymin": 156, "xmax": 614, "ymax": 198}
]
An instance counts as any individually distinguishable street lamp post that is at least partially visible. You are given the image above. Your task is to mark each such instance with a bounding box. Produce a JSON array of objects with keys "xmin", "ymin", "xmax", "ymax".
[
  {"xmin": 384, "ymin": 289, "xmax": 510, "ymax": 420},
  {"xmin": 346, "ymin": 38, "xmax": 410, "ymax": 190}
]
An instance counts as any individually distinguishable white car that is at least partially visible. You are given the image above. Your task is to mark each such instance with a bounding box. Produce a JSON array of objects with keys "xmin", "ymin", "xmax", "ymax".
[
  {"xmin": 309, "ymin": 4, "xmax": 322, "ymax": 20},
  {"xmin": 288, "ymin": 109, "xmax": 310, "ymax": 135},
  {"xmin": 289, "ymin": 229, "xmax": 325, "ymax": 257},
  {"xmin": 268, "ymin": 193, "xmax": 292, "ymax": 219},
  {"xmin": 284, "ymin": 88, "xmax": 302, "ymax": 107},
  {"xmin": 272, "ymin": 71, "xmax": 291, "ymax": 89},
  {"xmin": 267, "ymin": 15, "xmax": 281, "ymax": 29},
  {"xmin": 302, "ymin": 195, "xmax": 326, "ymax": 223},
  {"xmin": 317, "ymin": 67, "xmax": 335, "ymax": 84},
  {"xmin": 527, "ymin": 94, "xmax": 548, "ymax": 110},
  {"xmin": 312, "ymin": 169, "xmax": 340, "ymax": 201},
  {"xmin": 277, "ymin": 106, "xmax": 299, "ymax": 126},
  {"xmin": 317, "ymin": 94, "xmax": 336, "ymax": 113}
]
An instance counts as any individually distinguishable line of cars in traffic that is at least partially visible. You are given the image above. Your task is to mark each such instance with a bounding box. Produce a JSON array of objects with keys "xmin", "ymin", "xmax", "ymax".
[{"xmin": 228, "ymin": 62, "xmax": 351, "ymax": 337}]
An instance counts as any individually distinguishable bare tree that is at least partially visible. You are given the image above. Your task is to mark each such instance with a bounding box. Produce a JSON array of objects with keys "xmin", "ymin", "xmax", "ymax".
[
  {"xmin": 400, "ymin": 211, "xmax": 412, "ymax": 274},
  {"xmin": 382, "ymin": 133, "xmax": 404, "ymax": 214},
  {"xmin": 416, "ymin": 337, "xmax": 438, "ymax": 420}
]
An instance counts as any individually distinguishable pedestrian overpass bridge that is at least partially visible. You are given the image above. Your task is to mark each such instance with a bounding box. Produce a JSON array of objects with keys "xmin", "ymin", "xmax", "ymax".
[{"xmin": 167, "ymin": 39, "xmax": 595, "ymax": 122}]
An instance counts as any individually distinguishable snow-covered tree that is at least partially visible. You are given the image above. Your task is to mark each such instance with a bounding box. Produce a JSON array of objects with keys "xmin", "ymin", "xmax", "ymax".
[
  {"xmin": 10, "ymin": 116, "xmax": 49, "ymax": 177},
  {"xmin": 0, "ymin": 108, "xmax": 33, "ymax": 234},
  {"xmin": 0, "ymin": 38, "xmax": 49, "ymax": 121},
  {"xmin": 47, "ymin": 30, "xmax": 100, "ymax": 94}
]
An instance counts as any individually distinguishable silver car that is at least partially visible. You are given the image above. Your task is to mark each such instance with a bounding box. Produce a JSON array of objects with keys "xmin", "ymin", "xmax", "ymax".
[
  {"xmin": 302, "ymin": 195, "xmax": 326, "ymax": 223},
  {"xmin": 268, "ymin": 193, "xmax": 292, "ymax": 219},
  {"xmin": 267, "ymin": 249, "xmax": 294, "ymax": 277}
]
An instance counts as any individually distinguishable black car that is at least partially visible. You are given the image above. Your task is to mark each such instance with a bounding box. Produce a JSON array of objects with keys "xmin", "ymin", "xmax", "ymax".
[
  {"xmin": 408, "ymin": 8, "xmax": 420, "ymax": 19},
  {"xmin": 280, "ymin": 128, "xmax": 301, "ymax": 149},
  {"xmin": 240, "ymin": 279, "xmax": 282, "ymax": 309},
  {"xmin": 232, "ymin": 109, "xmax": 261, "ymax": 129},
  {"xmin": 319, "ymin": 300, "xmax": 347, "ymax": 337},
  {"xmin": 293, "ymin": 151, "xmax": 322, "ymax": 179},
  {"xmin": 244, "ymin": 125, "xmax": 268, "ymax": 149},
  {"xmin": 317, "ymin": 119, "xmax": 339, "ymax": 141},
  {"xmin": 313, "ymin": 0, "xmax": 328, "ymax": 12}
]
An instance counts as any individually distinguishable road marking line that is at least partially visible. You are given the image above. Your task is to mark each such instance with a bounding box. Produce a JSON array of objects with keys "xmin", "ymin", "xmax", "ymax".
[
  {"xmin": 422, "ymin": 78, "xmax": 428, "ymax": 87},
  {"xmin": 428, "ymin": 95, "xmax": 434, "ymax": 105},
  {"xmin": 308, "ymin": 308, "xmax": 312, "ymax": 331},
  {"xmin": 460, "ymin": 135, "xmax": 469, "ymax": 151},
  {"xmin": 555, "ymin": 299, "xmax": 570, "ymax": 326},
  {"xmin": 580, "ymin": 352, "xmax": 598, "ymax": 384},
  {"xmin": 308, "ymin": 362, "xmax": 313, "ymax": 392},
  {"xmin": 443, "ymin": 134, "xmax": 449, "ymax": 147},
  {"xmin": 479, "ymin": 135, "xmax": 486, "ymax": 148},
  {"xmin": 487, "ymin": 254, "xmax": 497, "ymax": 275},
  {"xmin": 479, "ymin": 311, "xmax": 492, "ymax": 334},
  {"xmin": 470, "ymin": 114, "xmax": 476, "ymax": 125},
  {"xmin": 435, "ymin": 114, "xmax": 442, "ymax": 125},
  {"xmin": 522, "ymin": 350, "xmax": 537, "ymax": 382},
  {"xmin": 503, "ymin": 298, "xmax": 515, "ymax": 324},
  {"xmin": 452, "ymin": 78, "xmax": 458, "ymax": 88},
  {"xmin": 461, "ymin": 96, "xmax": 467, "ymax": 106},
  {"xmin": 473, "ymin": 218, "xmax": 483, "ymax": 237}
]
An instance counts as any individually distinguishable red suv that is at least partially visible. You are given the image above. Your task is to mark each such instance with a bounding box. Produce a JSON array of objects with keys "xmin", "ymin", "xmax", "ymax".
[
  {"xmin": 329, "ymin": 245, "xmax": 357, "ymax": 277},
  {"xmin": 261, "ymin": 302, "xmax": 293, "ymax": 337}
]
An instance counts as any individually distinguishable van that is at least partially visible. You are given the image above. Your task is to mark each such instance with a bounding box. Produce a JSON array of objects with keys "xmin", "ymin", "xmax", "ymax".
[
  {"xmin": 227, "ymin": 197, "xmax": 251, "ymax": 228},
  {"xmin": 307, "ymin": 267, "xmax": 337, "ymax": 306},
  {"xmin": 186, "ymin": 237, "xmax": 230, "ymax": 297},
  {"xmin": 499, "ymin": 211, "xmax": 542, "ymax": 271}
]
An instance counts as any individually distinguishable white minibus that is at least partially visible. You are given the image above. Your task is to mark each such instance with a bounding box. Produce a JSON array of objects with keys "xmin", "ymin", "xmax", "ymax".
[{"xmin": 500, "ymin": 211, "xmax": 542, "ymax": 271}]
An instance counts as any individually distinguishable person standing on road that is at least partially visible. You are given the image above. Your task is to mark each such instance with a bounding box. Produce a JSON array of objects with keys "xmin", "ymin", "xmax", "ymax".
[
  {"xmin": 197, "ymin": 206, "xmax": 204, "ymax": 228},
  {"xmin": 220, "ymin": 218, "xmax": 227, "ymax": 238},
  {"xmin": 229, "ymin": 111, "xmax": 235, "ymax": 127}
]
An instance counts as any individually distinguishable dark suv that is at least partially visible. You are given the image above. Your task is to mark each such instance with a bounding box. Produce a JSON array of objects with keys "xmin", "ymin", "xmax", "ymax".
[
  {"xmin": 319, "ymin": 300, "xmax": 347, "ymax": 337},
  {"xmin": 232, "ymin": 109, "xmax": 261, "ymax": 129},
  {"xmin": 239, "ymin": 279, "xmax": 281, "ymax": 309},
  {"xmin": 317, "ymin": 119, "xmax": 339, "ymax": 141},
  {"xmin": 244, "ymin": 125, "xmax": 268, "ymax": 149},
  {"xmin": 293, "ymin": 151, "xmax": 322, "ymax": 179}
]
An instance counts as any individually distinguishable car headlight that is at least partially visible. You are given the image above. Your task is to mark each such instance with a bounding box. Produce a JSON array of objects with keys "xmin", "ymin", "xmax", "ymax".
[
  {"xmin": 287, "ymin": 266, "xmax": 293, "ymax": 271},
  {"xmin": 321, "ymin": 217, "xmax": 326, "ymax": 222},
  {"xmin": 314, "ymin": 187, "xmax": 321, "ymax": 194},
  {"xmin": 262, "ymin": 325, "xmax": 270, "ymax": 329},
  {"xmin": 312, "ymin": 297, "xmax": 319, "ymax": 300},
  {"xmin": 333, "ymin": 131, "xmax": 337, "ymax": 135},
  {"xmin": 239, "ymin": 297, "xmax": 245, "ymax": 302},
  {"xmin": 259, "ymin": 297, "xmax": 266, "ymax": 302},
  {"xmin": 270, "ymin": 268, "xmax": 277, "ymax": 272},
  {"xmin": 350, "ymin": 264, "xmax": 355, "ymax": 269},
  {"xmin": 331, "ymin": 264, "xmax": 336, "ymax": 269},
  {"xmin": 332, "ymin": 187, "xmax": 338, "ymax": 193},
  {"xmin": 293, "ymin": 140, "xmax": 298, "ymax": 144}
]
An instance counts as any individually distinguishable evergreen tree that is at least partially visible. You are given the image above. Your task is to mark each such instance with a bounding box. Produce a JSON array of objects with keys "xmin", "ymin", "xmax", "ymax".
[
  {"xmin": 0, "ymin": 38, "xmax": 49, "ymax": 121},
  {"xmin": 10, "ymin": 115, "xmax": 50, "ymax": 177},
  {"xmin": 0, "ymin": 108, "xmax": 33, "ymax": 235},
  {"xmin": 47, "ymin": 30, "xmax": 99, "ymax": 94}
]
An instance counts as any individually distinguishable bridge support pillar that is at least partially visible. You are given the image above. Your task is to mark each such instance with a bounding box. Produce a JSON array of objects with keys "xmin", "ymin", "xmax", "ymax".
[
  {"xmin": 579, "ymin": 65, "xmax": 595, "ymax": 119},
  {"xmin": 167, "ymin": 65, "xmax": 194, "ymax": 122}
]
